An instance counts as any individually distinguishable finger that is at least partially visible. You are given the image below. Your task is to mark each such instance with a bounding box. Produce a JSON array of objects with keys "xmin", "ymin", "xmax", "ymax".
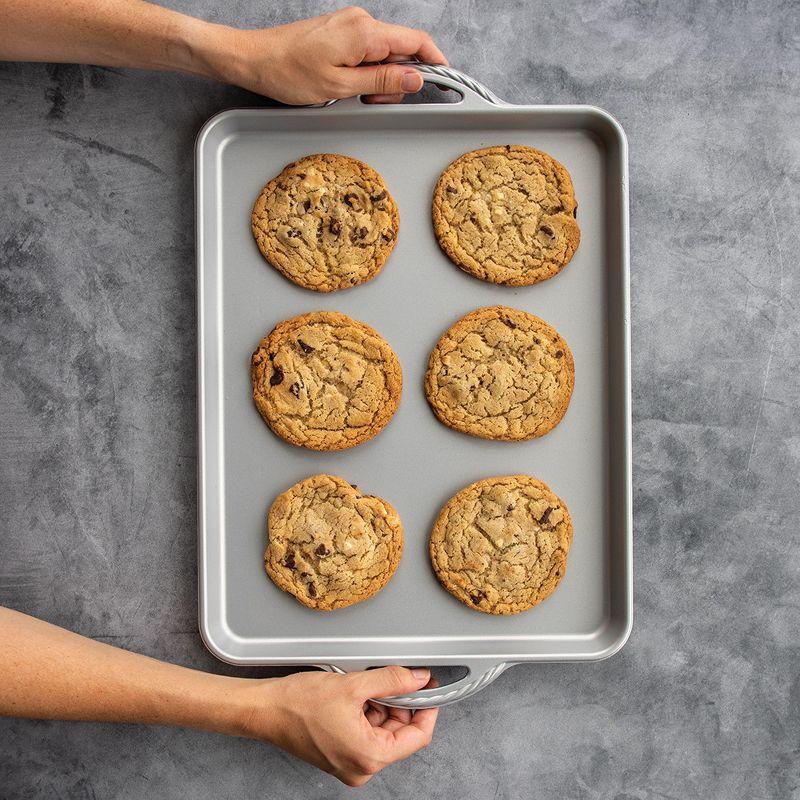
[
  {"xmin": 362, "ymin": 93, "xmax": 406, "ymax": 104},
  {"xmin": 335, "ymin": 63, "xmax": 423, "ymax": 97},
  {"xmin": 378, "ymin": 676, "xmax": 438, "ymax": 733},
  {"xmin": 373, "ymin": 707, "xmax": 439, "ymax": 760},
  {"xmin": 388, "ymin": 705, "xmax": 413, "ymax": 725},
  {"xmin": 364, "ymin": 700, "xmax": 389, "ymax": 727},
  {"xmin": 350, "ymin": 666, "xmax": 431, "ymax": 700},
  {"xmin": 371, "ymin": 21, "xmax": 449, "ymax": 65},
  {"xmin": 380, "ymin": 706, "xmax": 416, "ymax": 733},
  {"xmin": 388, "ymin": 706, "xmax": 439, "ymax": 759},
  {"xmin": 378, "ymin": 704, "xmax": 412, "ymax": 731},
  {"xmin": 380, "ymin": 717, "xmax": 407, "ymax": 733},
  {"xmin": 383, "ymin": 53, "xmax": 414, "ymax": 64}
]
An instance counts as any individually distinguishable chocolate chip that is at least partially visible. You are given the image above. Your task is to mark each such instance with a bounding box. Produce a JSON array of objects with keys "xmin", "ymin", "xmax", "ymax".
[
  {"xmin": 470, "ymin": 591, "xmax": 485, "ymax": 605},
  {"xmin": 307, "ymin": 583, "xmax": 317, "ymax": 598},
  {"xmin": 289, "ymin": 382, "xmax": 301, "ymax": 398},
  {"xmin": 446, "ymin": 185, "xmax": 457, "ymax": 194},
  {"xmin": 270, "ymin": 367, "xmax": 284, "ymax": 386},
  {"xmin": 315, "ymin": 544, "xmax": 329, "ymax": 557},
  {"xmin": 301, "ymin": 200, "xmax": 311, "ymax": 212},
  {"xmin": 505, "ymin": 144, "xmax": 511, "ymax": 151},
  {"xmin": 371, "ymin": 190, "xmax": 387, "ymax": 202},
  {"xmin": 539, "ymin": 507, "xmax": 552, "ymax": 525},
  {"xmin": 573, "ymin": 206, "xmax": 578, "ymax": 218},
  {"xmin": 381, "ymin": 229, "xmax": 395, "ymax": 242},
  {"xmin": 297, "ymin": 339, "xmax": 314, "ymax": 354},
  {"xmin": 300, "ymin": 572, "xmax": 310, "ymax": 579},
  {"xmin": 297, "ymin": 172, "xmax": 306, "ymax": 179},
  {"xmin": 555, "ymin": 350, "xmax": 563, "ymax": 358},
  {"xmin": 343, "ymin": 192, "xmax": 358, "ymax": 207},
  {"xmin": 350, "ymin": 483, "xmax": 358, "ymax": 489},
  {"xmin": 329, "ymin": 219, "xmax": 342, "ymax": 235},
  {"xmin": 507, "ymin": 504, "xmax": 514, "ymax": 513},
  {"xmin": 287, "ymin": 229, "xmax": 301, "ymax": 238},
  {"xmin": 540, "ymin": 224, "xmax": 555, "ymax": 238},
  {"xmin": 470, "ymin": 215, "xmax": 479, "ymax": 225},
  {"xmin": 534, "ymin": 337, "xmax": 541, "ymax": 345},
  {"xmin": 283, "ymin": 552, "xmax": 295, "ymax": 568},
  {"xmin": 357, "ymin": 226, "xmax": 368, "ymax": 239},
  {"xmin": 349, "ymin": 277, "xmax": 357, "ymax": 284},
  {"xmin": 504, "ymin": 319, "xmax": 517, "ymax": 329}
]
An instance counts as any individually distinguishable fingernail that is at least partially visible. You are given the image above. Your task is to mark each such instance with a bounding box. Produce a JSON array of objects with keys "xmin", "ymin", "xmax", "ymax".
[
  {"xmin": 411, "ymin": 668, "xmax": 429, "ymax": 680},
  {"xmin": 401, "ymin": 70, "xmax": 422, "ymax": 93}
]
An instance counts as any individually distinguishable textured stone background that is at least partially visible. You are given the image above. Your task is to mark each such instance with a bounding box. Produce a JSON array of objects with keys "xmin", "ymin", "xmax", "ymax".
[{"xmin": 1, "ymin": 1, "xmax": 799, "ymax": 798}]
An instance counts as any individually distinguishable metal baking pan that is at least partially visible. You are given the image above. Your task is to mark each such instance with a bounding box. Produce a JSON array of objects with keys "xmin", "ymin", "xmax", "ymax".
[{"xmin": 196, "ymin": 65, "xmax": 631, "ymax": 708}]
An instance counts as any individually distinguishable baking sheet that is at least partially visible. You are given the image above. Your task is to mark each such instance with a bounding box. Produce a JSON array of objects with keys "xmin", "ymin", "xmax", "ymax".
[{"xmin": 197, "ymin": 93, "xmax": 631, "ymax": 690}]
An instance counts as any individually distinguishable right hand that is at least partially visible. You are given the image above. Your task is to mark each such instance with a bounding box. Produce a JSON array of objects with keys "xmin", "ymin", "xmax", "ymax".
[
  {"xmin": 213, "ymin": 6, "xmax": 448, "ymax": 105},
  {"xmin": 239, "ymin": 666, "xmax": 438, "ymax": 786}
]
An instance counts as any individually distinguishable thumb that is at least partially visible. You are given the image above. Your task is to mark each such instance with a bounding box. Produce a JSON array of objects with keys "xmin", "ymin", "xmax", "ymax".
[
  {"xmin": 337, "ymin": 64, "xmax": 423, "ymax": 98},
  {"xmin": 353, "ymin": 666, "xmax": 431, "ymax": 699}
]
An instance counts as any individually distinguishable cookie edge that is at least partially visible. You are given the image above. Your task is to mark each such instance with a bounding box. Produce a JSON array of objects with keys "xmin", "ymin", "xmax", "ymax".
[
  {"xmin": 265, "ymin": 474, "xmax": 404, "ymax": 611},
  {"xmin": 428, "ymin": 474, "xmax": 574, "ymax": 615},
  {"xmin": 431, "ymin": 145, "xmax": 581, "ymax": 286},
  {"xmin": 251, "ymin": 311, "xmax": 403, "ymax": 451},
  {"xmin": 424, "ymin": 305, "xmax": 575, "ymax": 441},
  {"xmin": 251, "ymin": 153, "xmax": 400, "ymax": 293}
]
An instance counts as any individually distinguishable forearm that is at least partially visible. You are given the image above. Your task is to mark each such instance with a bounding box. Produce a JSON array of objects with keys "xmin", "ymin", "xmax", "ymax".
[
  {"xmin": 0, "ymin": 606, "xmax": 263, "ymax": 736},
  {"xmin": 0, "ymin": 4, "xmax": 446, "ymax": 105},
  {"xmin": 0, "ymin": 0, "xmax": 234, "ymax": 80}
]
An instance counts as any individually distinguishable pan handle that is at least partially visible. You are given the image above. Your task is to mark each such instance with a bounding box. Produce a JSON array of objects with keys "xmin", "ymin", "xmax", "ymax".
[
  {"xmin": 404, "ymin": 63, "xmax": 507, "ymax": 107},
  {"xmin": 316, "ymin": 64, "xmax": 506, "ymax": 110},
  {"xmin": 323, "ymin": 661, "xmax": 512, "ymax": 708}
]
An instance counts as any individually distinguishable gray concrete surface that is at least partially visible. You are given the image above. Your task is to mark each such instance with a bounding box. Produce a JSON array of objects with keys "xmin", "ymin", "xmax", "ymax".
[{"xmin": 1, "ymin": 1, "xmax": 799, "ymax": 797}]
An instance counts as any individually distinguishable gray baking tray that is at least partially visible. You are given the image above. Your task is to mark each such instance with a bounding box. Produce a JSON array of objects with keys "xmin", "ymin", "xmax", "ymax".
[{"xmin": 196, "ymin": 66, "xmax": 631, "ymax": 708}]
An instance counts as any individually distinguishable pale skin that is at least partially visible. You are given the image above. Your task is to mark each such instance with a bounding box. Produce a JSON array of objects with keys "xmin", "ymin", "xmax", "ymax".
[
  {"xmin": 0, "ymin": 607, "xmax": 437, "ymax": 786},
  {"xmin": 0, "ymin": 0, "xmax": 447, "ymax": 787},
  {"xmin": 0, "ymin": 1, "xmax": 448, "ymax": 104}
]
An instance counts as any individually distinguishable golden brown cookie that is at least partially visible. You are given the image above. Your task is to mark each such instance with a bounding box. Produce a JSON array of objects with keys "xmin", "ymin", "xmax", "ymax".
[
  {"xmin": 425, "ymin": 306, "xmax": 574, "ymax": 441},
  {"xmin": 251, "ymin": 311, "xmax": 402, "ymax": 451},
  {"xmin": 429, "ymin": 476, "xmax": 573, "ymax": 615},
  {"xmin": 432, "ymin": 145, "xmax": 580, "ymax": 286},
  {"xmin": 251, "ymin": 154, "xmax": 399, "ymax": 292},
  {"xmin": 265, "ymin": 474, "xmax": 403, "ymax": 610}
]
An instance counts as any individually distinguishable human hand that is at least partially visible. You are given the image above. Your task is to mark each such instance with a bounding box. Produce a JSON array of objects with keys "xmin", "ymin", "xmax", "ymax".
[
  {"xmin": 0, "ymin": 608, "xmax": 437, "ymax": 786},
  {"xmin": 212, "ymin": 6, "xmax": 448, "ymax": 105},
  {"xmin": 239, "ymin": 666, "xmax": 438, "ymax": 786}
]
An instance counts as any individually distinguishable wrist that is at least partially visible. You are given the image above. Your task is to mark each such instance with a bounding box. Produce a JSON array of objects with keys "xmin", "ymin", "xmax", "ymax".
[
  {"xmin": 164, "ymin": 15, "xmax": 238, "ymax": 83},
  {"xmin": 149, "ymin": 667, "xmax": 249, "ymax": 737},
  {"xmin": 188, "ymin": 673, "xmax": 287, "ymax": 742},
  {"xmin": 185, "ymin": 23, "xmax": 278, "ymax": 91}
]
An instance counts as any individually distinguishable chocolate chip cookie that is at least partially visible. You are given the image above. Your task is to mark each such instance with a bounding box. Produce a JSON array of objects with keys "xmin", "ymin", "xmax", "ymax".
[
  {"xmin": 251, "ymin": 311, "xmax": 402, "ymax": 451},
  {"xmin": 429, "ymin": 475, "xmax": 573, "ymax": 615},
  {"xmin": 425, "ymin": 306, "xmax": 574, "ymax": 441},
  {"xmin": 265, "ymin": 474, "xmax": 403, "ymax": 610},
  {"xmin": 251, "ymin": 154, "xmax": 399, "ymax": 292},
  {"xmin": 432, "ymin": 145, "xmax": 580, "ymax": 285}
]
